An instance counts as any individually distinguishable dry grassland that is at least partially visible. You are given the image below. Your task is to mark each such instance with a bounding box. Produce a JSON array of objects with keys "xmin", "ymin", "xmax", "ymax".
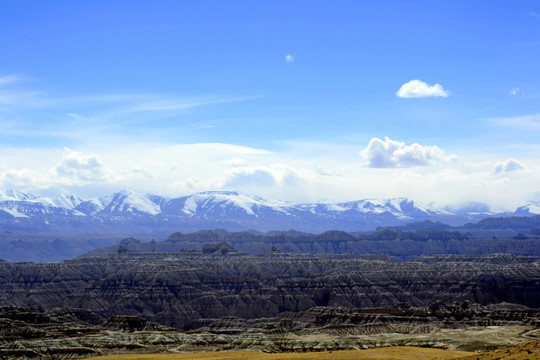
[
  {"xmin": 454, "ymin": 341, "xmax": 540, "ymax": 360},
  {"xmin": 89, "ymin": 346, "xmax": 475, "ymax": 360},
  {"xmin": 88, "ymin": 341, "xmax": 540, "ymax": 359}
]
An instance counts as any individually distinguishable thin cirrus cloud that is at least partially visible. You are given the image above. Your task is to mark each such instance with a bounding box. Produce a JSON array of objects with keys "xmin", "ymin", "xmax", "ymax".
[
  {"xmin": 0, "ymin": 74, "xmax": 26, "ymax": 86},
  {"xmin": 360, "ymin": 136, "xmax": 450, "ymax": 168},
  {"xmin": 0, "ymin": 74, "xmax": 251, "ymax": 110},
  {"xmin": 0, "ymin": 73, "xmax": 257, "ymax": 142},
  {"xmin": 487, "ymin": 114, "xmax": 540, "ymax": 132},
  {"xmin": 396, "ymin": 79, "xmax": 449, "ymax": 98}
]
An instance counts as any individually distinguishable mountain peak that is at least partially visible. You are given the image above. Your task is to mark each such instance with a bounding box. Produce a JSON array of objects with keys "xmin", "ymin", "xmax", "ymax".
[
  {"xmin": 195, "ymin": 191, "xmax": 241, "ymax": 196},
  {"xmin": 0, "ymin": 189, "xmax": 33, "ymax": 201},
  {"xmin": 0, "ymin": 189, "xmax": 538, "ymax": 233}
]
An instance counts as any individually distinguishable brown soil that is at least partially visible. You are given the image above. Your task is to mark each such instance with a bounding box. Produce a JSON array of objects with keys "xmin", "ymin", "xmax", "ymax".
[{"xmin": 89, "ymin": 346, "xmax": 475, "ymax": 360}]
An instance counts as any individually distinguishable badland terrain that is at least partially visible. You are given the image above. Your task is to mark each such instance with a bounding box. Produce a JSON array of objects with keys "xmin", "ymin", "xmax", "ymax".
[{"xmin": 0, "ymin": 190, "xmax": 539, "ymax": 359}]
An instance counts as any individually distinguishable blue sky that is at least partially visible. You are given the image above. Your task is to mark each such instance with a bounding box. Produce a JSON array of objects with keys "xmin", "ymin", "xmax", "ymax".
[{"xmin": 1, "ymin": 1, "xmax": 540, "ymax": 208}]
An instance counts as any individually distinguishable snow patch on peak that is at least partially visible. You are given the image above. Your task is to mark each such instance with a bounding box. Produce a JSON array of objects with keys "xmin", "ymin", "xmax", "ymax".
[
  {"xmin": 197, "ymin": 191, "xmax": 240, "ymax": 196},
  {"xmin": 0, "ymin": 207, "xmax": 30, "ymax": 218},
  {"xmin": 183, "ymin": 192, "xmax": 257, "ymax": 216},
  {"xmin": 0, "ymin": 190, "xmax": 33, "ymax": 202},
  {"xmin": 324, "ymin": 204, "xmax": 349, "ymax": 212},
  {"xmin": 385, "ymin": 197, "xmax": 407, "ymax": 211},
  {"xmin": 515, "ymin": 201, "xmax": 540, "ymax": 215},
  {"xmin": 181, "ymin": 191, "xmax": 293, "ymax": 217},
  {"xmin": 103, "ymin": 190, "xmax": 162, "ymax": 215},
  {"xmin": 36, "ymin": 194, "xmax": 83, "ymax": 210}
]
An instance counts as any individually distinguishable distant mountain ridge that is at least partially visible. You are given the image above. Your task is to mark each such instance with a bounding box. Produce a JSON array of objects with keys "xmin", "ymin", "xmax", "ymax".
[{"xmin": 0, "ymin": 189, "xmax": 536, "ymax": 234}]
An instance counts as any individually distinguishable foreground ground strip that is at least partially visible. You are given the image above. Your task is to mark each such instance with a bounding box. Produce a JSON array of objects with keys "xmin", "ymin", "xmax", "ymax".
[
  {"xmin": 89, "ymin": 346, "xmax": 476, "ymax": 360},
  {"xmin": 86, "ymin": 340, "xmax": 540, "ymax": 359}
]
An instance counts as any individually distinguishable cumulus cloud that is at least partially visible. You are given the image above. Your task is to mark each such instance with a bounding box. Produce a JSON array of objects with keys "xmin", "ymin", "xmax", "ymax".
[
  {"xmin": 285, "ymin": 54, "xmax": 294, "ymax": 64},
  {"xmin": 361, "ymin": 137, "xmax": 447, "ymax": 168},
  {"xmin": 226, "ymin": 158, "xmax": 249, "ymax": 167},
  {"xmin": 224, "ymin": 168, "xmax": 278, "ymax": 187},
  {"xmin": 494, "ymin": 158, "xmax": 525, "ymax": 173},
  {"xmin": 0, "ymin": 168, "xmax": 43, "ymax": 190},
  {"xmin": 219, "ymin": 165, "xmax": 316, "ymax": 202},
  {"xmin": 396, "ymin": 80, "xmax": 449, "ymax": 98},
  {"xmin": 55, "ymin": 148, "xmax": 113, "ymax": 183},
  {"xmin": 130, "ymin": 167, "xmax": 154, "ymax": 179},
  {"xmin": 1, "ymin": 141, "xmax": 539, "ymax": 211},
  {"xmin": 316, "ymin": 166, "xmax": 340, "ymax": 177}
]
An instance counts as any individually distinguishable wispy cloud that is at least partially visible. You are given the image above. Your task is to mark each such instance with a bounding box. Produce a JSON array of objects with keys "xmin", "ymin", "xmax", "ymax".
[
  {"xmin": 509, "ymin": 88, "xmax": 520, "ymax": 96},
  {"xmin": 0, "ymin": 74, "xmax": 25, "ymax": 86},
  {"xmin": 487, "ymin": 114, "xmax": 540, "ymax": 132},
  {"xmin": 285, "ymin": 54, "xmax": 294, "ymax": 64},
  {"xmin": 119, "ymin": 96, "xmax": 252, "ymax": 114},
  {"xmin": 396, "ymin": 80, "xmax": 449, "ymax": 98},
  {"xmin": 0, "ymin": 73, "xmax": 258, "ymax": 143}
]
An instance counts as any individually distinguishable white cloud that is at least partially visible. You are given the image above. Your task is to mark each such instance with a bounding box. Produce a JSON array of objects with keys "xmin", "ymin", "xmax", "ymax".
[
  {"xmin": 1, "ymin": 141, "xmax": 540, "ymax": 211},
  {"xmin": 0, "ymin": 75, "xmax": 24, "ymax": 86},
  {"xmin": 0, "ymin": 74, "xmax": 258, "ymax": 144},
  {"xmin": 396, "ymin": 79, "xmax": 449, "ymax": 98},
  {"xmin": 130, "ymin": 167, "xmax": 154, "ymax": 179},
  {"xmin": 360, "ymin": 137, "xmax": 448, "ymax": 168},
  {"xmin": 226, "ymin": 158, "xmax": 249, "ymax": 167},
  {"xmin": 0, "ymin": 168, "xmax": 43, "ymax": 190},
  {"xmin": 285, "ymin": 54, "xmax": 294, "ymax": 64},
  {"xmin": 509, "ymin": 88, "xmax": 520, "ymax": 96},
  {"xmin": 55, "ymin": 148, "xmax": 113, "ymax": 183},
  {"xmin": 494, "ymin": 158, "xmax": 525, "ymax": 173},
  {"xmin": 316, "ymin": 166, "xmax": 340, "ymax": 177},
  {"xmin": 224, "ymin": 168, "xmax": 278, "ymax": 187},
  {"xmin": 487, "ymin": 114, "xmax": 540, "ymax": 132}
]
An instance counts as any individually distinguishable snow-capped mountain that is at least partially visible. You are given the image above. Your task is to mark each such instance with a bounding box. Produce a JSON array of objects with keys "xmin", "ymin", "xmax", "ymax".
[
  {"xmin": 313, "ymin": 198, "xmax": 450, "ymax": 219},
  {"xmin": 0, "ymin": 189, "xmax": 535, "ymax": 233},
  {"xmin": 514, "ymin": 201, "xmax": 540, "ymax": 215},
  {"xmin": 161, "ymin": 191, "xmax": 294, "ymax": 218},
  {"xmin": 74, "ymin": 190, "xmax": 162, "ymax": 216},
  {"xmin": 442, "ymin": 202, "xmax": 493, "ymax": 216},
  {"xmin": 0, "ymin": 190, "xmax": 83, "ymax": 218}
]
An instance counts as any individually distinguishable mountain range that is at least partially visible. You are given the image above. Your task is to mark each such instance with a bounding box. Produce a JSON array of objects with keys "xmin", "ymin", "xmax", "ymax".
[{"xmin": 1, "ymin": 189, "xmax": 539, "ymax": 234}]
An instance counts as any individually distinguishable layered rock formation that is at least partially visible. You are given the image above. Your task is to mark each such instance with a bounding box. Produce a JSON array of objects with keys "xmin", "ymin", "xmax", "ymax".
[
  {"xmin": 0, "ymin": 252, "xmax": 539, "ymax": 329},
  {"xmin": 0, "ymin": 304, "xmax": 538, "ymax": 358},
  {"xmin": 79, "ymin": 229, "xmax": 540, "ymax": 261}
]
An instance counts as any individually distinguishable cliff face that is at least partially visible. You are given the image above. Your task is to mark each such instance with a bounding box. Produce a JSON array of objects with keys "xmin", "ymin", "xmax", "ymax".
[
  {"xmin": 0, "ymin": 253, "xmax": 539, "ymax": 328},
  {"xmin": 80, "ymin": 230, "xmax": 540, "ymax": 261}
]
